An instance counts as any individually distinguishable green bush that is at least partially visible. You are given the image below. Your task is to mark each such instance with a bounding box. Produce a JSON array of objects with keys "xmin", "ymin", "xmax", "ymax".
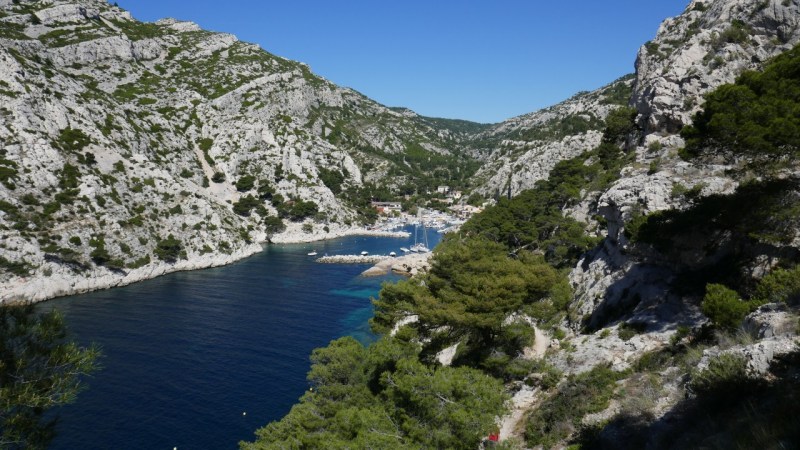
[
  {"xmin": 681, "ymin": 43, "xmax": 800, "ymax": 163},
  {"xmin": 690, "ymin": 353, "xmax": 750, "ymax": 398},
  {"xmin": 754, "ymin": 266, "xmax": 800, "ymax": 305},
  {"xmin": 0, "ymin": 256, "xmax": 31, "ymax": 276},
  {"xmin": 232, "ymin": 195, "xmax": 260, "ymax": 216},
  {"xmin": 235, "ymin": 175, "xmax": 256, "ymax": 192},
  {"xmin": 211, "ymin": 172, "xmax": 225, "ymax": 183},
  {"xmin": 54, "ymin": 128, "xmax": 90, "ymax": 153},
  {"xmin": 154, "ymin": 235, "xmax": 182, "ymax": 263},
  {"xmin": 526, "ymin": 364, "xmax": 624, "ymax": 447},
  {"xmin": 318, "ymin": 167, "xmax": 345, "ymax": 194},
  {"xmin": 702, "ymin": 284, "xmax": 749, "ymax": 329}
]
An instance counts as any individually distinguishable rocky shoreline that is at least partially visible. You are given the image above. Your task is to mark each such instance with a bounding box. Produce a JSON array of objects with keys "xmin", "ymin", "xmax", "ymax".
[
  {"xmin": 361, "ymin": 252, "xmax": 433, "ymax": 277},
  {"xmin": 0, "ymin": 225, "xmax": 411, "ymax": 304}
]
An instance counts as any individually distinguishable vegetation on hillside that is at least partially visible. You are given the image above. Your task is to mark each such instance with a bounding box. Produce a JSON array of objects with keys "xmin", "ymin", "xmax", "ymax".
[
  {"xmin": 681, "ymin": 43, "xmax": 800, "ymax": 164},
  {"xmin": 242, "ymin": 109, "xmax": 637, "ymax": 448}
]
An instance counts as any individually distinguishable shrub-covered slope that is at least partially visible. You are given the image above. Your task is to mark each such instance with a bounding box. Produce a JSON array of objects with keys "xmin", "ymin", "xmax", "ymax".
[{"xmin": 244, "ymin": 1, "xmax": 800, "ymax": 448}]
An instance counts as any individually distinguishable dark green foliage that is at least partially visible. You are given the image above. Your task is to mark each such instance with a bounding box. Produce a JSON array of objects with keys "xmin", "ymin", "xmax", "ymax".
[
  {"xmin": 690, "ymin": 353, "xmax": 751, "ymax": 398},
  {"xmin": 701, "ymin": 284, "xmax": 750, "ymax": 329},
  {"xmin": 602, "ymin": 106, "xmax": 637, "ymax": 144},
  {"xmin": 682, "ymin": 43, "xmax": 800, "ymax": 163},
  {"xmin": 88, "ymin": 235, "xmax": 111, "ymax": 267},
  {"xmin": 197, "ymin": 138, "xmax": 215, "ymax": 166},
  {"xmin": 233, "ymin": 195, "xmax": 260, "ymax": 216},
  {"xmin": 0, "ymin": 304, "xmax": 99, "ymax": 449},
  {"xmin": 235, "ymin": 175, "xmax": 256, "ymax": 192},
  {"xmin": 154, "ymin": 235, "xmax": 182, "ymax": 263},
  {"xmin": 111, "ymin": 19, "xmax": 164, "ymax": 41},
  {"xmin": 718, "ymin": 19, "xmax": 752, "ymax": 46},
  {"xmin": 240, "ymin": 337, "xmax": 508, "ymax": 450},
  {"xmin": 418, "ymin": 115, "xmax": 492, "ymax": 135},
  {"xmin": 462, "ymin": 159, "xmax": 602, "ymax": 268},
  {"xmin": 317, "ymin": 167, "xmax": 345, "ymax": 194},
  {"xmin": 753, "ymin": 266, "xmax": 800, "ymax": 304},
  {"xmin": 256, "ymin": 182, "xmax": 274, "ymax": 200},
  {"xmin": 525, "ymin": 364, "xmax": 624, "ymax": 447},
  {"xmin": 462, "ymin": 107, "xmax": 635, "ymax": 268},
  {"xmin": 510, "ymin": 114, "xmax": 605, "ymax": 142},
  {"xmin": 53, "ymin": 128, "xmax": 90, "ymax": 153},
  {"xmin": 373, "ymin": 238, "xmax": 566, "ymax": 375},
  {"xmin": 626, "ymin": 178, "xmax": 800, "ymax": 294},
  {"xmin": 0, "ymin": 256, "xmax": 30, "ymax": 277},
  {"xmin": 0, "ymin": 155, "xmax": 18, "ymax": 188},
  {"xmin": 211, "ymin": 172, "xmax": 225, "ymax": 183},
  {"xmin": 262, "ymin": 216, "xmax": 285, "ymax": 241},
  {"xmin": 278, "ymin": 199, "xmax": 318, "ymax": 222},
  {"xmin": 579, "ymin": 350, "xmax": 800, "ymax": 449},
  {"xmin": 599, "ymin": 74, "xmax": 635, "ymax": 105}
]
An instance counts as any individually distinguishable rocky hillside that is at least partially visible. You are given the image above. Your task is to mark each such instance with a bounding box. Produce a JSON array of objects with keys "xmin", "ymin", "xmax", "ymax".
[
  {"xmin": 469, "ymin": 75, "xmax": 634, "ymax": 197},
  {"xmin": 0, "ymin": 0, "xmax": 481, "ymax": 301},
  {"xmin": 243, "ymin": 0, "xmax": 800, "ymax": 448},
  {"xmin": 633, "ymin": 0, "xmax": 800, "ymax": 136}
]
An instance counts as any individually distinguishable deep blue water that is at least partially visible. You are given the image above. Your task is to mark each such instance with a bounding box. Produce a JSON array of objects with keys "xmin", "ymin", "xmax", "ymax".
[{"xmin": 45, "ymin": 226, "xmax": 441, "ymax": 450}]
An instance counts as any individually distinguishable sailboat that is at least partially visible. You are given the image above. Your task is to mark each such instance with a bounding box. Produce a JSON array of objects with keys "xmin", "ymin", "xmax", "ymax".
[{"xmin": 409, "ymin": 208, "xmax": 430, "ymax": 253}]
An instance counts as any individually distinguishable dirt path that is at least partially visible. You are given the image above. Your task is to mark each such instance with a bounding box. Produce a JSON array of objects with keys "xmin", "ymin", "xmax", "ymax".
[{"xmin": 499, "ymin": 325, "xmax": 549, "ymax": 441}]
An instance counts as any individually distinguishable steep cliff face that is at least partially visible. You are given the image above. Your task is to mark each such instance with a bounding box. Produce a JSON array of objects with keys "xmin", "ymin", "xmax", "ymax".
[
  {"xmin": 470, "ymin": 76, "xmax": 633, "ymax": 197},
  {"xmin": 565, "ymin": 0, "xmax": 800, "ymax": 368},
  {"xmin": 0, "ymin": 0, "xmax": 478, "ymax": 301},
  {"xmin": 632, "ymin": 0, "xmax": 800, "ymax": 136}
]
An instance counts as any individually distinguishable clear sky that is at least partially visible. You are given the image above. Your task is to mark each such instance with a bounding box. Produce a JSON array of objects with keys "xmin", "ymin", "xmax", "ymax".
[{"xmin": 113, "ymin": 0, "xmax": 689, "ymax": 124}]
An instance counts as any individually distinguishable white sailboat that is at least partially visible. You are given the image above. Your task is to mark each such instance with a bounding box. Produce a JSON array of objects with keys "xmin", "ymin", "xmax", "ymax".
[{"xmin": 410, "ymin": 208, "xmax": 430, "ymax": 253}]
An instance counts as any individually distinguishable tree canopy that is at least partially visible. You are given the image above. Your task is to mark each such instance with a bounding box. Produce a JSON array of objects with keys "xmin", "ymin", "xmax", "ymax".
[
  {"xmin": 1, "ymin": 304, "xmax": 99, "ymax": 449},
  {"xmin": 682, "ymin": 43, "xmax": 800, "ymax": 162}
]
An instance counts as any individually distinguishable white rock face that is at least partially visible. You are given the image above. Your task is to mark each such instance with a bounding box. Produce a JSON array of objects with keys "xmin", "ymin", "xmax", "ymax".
[
  {"xmin": 472, "ymin": 77, "xmax": 633, "ymax": 196},
  {"xmin": 632, "ymin": 0, "xmax": 800, "ymax": 135},
  {"xmin": 561, "ymin": 0, "xmax": 796, "ymax": 333},
  {"xmin": 0, "ymin": 0, "xmax": 472, "ymax": 303}
]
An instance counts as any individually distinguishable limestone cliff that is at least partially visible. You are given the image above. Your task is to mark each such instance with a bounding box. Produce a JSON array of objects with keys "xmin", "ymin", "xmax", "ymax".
[
  {"xmin": 470, "ymin": 75, "xmax": 633, "ymax": 197},
  {"xmin": 0, "ymin": 0, "xmax": 476, "ymax": 301}
]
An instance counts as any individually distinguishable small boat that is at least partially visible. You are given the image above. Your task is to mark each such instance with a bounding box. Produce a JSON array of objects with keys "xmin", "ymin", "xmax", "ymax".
[
  {"xmin": 360, "ymin": 251, "xmax": 369, "ymax": 256},
  {"xmin": 410, "ymin": 243, "xmax": 430, "ymax": 253},
  {"xmin": 400, "ymin": 247, "xmax": 410, "ymax": 253},
  {"xmin": 389, "ymin": 251, "xmax": 397, "ymax": 257},
  {"xmin": 307, "ymin": 251, "xmax": 318, "ymax": 256}
]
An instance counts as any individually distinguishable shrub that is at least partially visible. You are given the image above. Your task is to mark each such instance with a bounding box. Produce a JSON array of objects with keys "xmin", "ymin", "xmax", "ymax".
[
  {"xmin": 154, "ymin": 235, "xmax": 182, "ymax": 262},
  {"xmin": 232, "ymin": 195, "xmax": 259, "ymax": 216},
  {"xmin": 54, "ymin": 128, "xmax": 90, "ymax": 153},
  {"xmin": 753, "ymin": 266, "xmax": 800, "ymax": 305},
  {"xmin": 235, "ymin": 174, "xmax": 256, "ymax": 192},
  {"xmin": 702, "ymin": 284, "xmax": 749, "ymax": 329},
  {"xmin": 89, "ymin": 235, "xmax": 111, "ymax": 266},
  {"xmin": 690, "ymin": 353, "xmax": 750, "ymax": 397},
  {"xmin": 211, "ymin": 172, "xmax": 225, "ymax": 183},
  {"xmin": 526, "ymin": 364, "xmax": 623, "ymax": 447},
  {"xmin": 318, "ymin": 167, "xmax": 345, "ymax": 194},
  {"xmin": 0, "ymin": 256, "xmax": 31, "ymax": 276},
  {"xmin": 681, "ymin": 43, "xmax": 800, "ymax": 163}
]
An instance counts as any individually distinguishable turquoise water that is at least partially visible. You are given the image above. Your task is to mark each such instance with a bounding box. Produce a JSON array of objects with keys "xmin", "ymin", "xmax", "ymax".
[{"xmin": 45, "ymin": 227, "xmax": 441, "ymax": 449}]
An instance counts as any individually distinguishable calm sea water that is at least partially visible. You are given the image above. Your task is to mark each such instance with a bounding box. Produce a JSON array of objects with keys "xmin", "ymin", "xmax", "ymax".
[{"xmin": 45, "ymin": 226, "xmax": 442, "ymax": 450}]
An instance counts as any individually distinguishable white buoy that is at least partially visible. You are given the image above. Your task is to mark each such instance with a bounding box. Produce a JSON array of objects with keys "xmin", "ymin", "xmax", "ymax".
[{"xmin": 242, "ymin": 412, "xmax": 247, "ymax": 416}]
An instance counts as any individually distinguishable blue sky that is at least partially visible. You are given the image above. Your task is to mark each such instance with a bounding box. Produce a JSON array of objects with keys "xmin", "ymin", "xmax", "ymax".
[{"xmin": 113, "ymin": 0, "xmax": 689, "ymax": 123}]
